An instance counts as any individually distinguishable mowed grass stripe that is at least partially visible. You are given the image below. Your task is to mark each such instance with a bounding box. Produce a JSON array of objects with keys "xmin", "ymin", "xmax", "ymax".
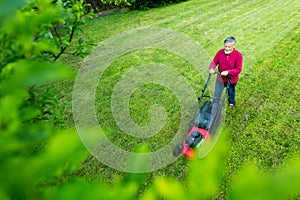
[
  {"xmin": 172, "ymin": 0, "xmax": 267, "ymax": 31},
  {"xmin": 81, "ymin": 0, "xmax": 265, "ymax": 45},
  {"xmin": 154, "ymin": 0, "xmax": 238, "ymax": 29},
  {"xmin": 179, "ymin": 0, "xmax": 273, "ymax": 53},
  {"xmin": 137, "ymin": 0, "xmax": 222, "ymax": 28},
  {"xmin": 191, "ymin": 0, "xmax": 298, "ymax": 57},
  {"xmin": 239, "ymin": 0, "xmax": 300, "ymax": 60}
]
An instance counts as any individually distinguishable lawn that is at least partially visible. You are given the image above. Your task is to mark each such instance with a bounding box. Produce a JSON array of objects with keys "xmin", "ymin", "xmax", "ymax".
[{"xmin": 55, "ymin": 0, "xmax": 300, "ymax": 198}]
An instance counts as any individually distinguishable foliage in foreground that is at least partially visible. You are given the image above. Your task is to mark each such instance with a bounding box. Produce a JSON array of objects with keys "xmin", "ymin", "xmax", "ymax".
[
  {"xmin": 0, "ymin": 0, "xmax": 95, "ymax": 69},
  {"xmin": 0, "ymin": 0, "xmax": 300, "ymax": 199}
]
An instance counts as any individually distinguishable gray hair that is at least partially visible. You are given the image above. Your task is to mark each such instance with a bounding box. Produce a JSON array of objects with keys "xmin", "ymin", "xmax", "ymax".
[{"xmin": 224, "ymin": 36, "xmax": 236, "ymax": 44}]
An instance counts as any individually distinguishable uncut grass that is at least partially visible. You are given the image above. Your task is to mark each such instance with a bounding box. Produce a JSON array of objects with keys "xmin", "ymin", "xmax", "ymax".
[{"xmin": 52, "ymin": 0, "xmax": 300, "ymax": 196}]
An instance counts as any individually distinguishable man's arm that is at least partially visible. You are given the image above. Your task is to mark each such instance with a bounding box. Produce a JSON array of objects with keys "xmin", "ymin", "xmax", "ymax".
[
  {"xmin": 209, "ymin": 51, "xmax": 220, "ymax": 74},
  {"xmin": 228, "ymin": 52, "xmax": 243, "ymax": 76}
]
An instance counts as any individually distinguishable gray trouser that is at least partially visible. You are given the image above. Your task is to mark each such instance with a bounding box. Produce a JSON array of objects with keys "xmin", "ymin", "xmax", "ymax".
[{"xmin": 209, "ymin": 80, "xmax": 226, "ymax": 132}]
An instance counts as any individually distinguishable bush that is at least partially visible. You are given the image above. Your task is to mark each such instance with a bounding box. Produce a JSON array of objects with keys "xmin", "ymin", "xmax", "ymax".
[
  {"xmin": 83, "ymin": 0, "xmax": 187, "ymax": 12},
  {"xmin": 127, "ymin": 0, "xmax": 187, "ymax": 10},
  {"xmin": 84, "ymin": 0, "xmax": 130, "ymax": 13}
]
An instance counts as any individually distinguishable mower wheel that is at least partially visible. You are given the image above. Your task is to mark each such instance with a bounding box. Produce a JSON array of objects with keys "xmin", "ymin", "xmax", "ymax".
[{"xmin": 173, "ymin": 144, "xmax": 183, "ymax": 157}]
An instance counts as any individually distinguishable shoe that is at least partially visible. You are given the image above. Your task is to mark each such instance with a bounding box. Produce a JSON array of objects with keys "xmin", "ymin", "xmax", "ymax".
[{"xmin": 229, "ymin": 104, "xmax": 234, "ymax": 108}]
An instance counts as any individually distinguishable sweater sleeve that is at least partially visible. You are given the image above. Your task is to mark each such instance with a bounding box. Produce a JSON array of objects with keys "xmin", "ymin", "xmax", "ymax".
[
  {"xmin": 209, "ymin": 50, "xmax": 220, "ymax": 69},
  {"xmin": 228, "ymin": 51, "xmax": 243, "ymax": 76}
]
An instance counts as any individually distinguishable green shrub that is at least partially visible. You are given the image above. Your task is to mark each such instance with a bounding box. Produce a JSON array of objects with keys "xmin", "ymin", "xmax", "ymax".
[
  {"xmin": 127, "ymin": 0, "xmax": 187, "ymax": 10},
  {"xmin": 84, "ymin": 0, "xmax": 130, "ymax": 13}
]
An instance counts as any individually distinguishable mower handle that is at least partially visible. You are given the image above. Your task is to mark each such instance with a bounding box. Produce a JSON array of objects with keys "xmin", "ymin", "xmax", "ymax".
[
  {"xmin": 213, "ymin": 71, "xmax": 231, "ymax": 80},
  {"xmin": 194, "ymin": 71, "xmax": 231, "ymax": 121},
  {"xmin": 199, "ymin": 72, "xmax": 231, "ymax": 100}
]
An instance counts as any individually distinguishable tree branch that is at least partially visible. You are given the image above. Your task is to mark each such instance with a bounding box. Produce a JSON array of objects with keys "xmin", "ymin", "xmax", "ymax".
[{"xmin": 51, "ymin": 24, "xmax": 76, "ymax": 63}]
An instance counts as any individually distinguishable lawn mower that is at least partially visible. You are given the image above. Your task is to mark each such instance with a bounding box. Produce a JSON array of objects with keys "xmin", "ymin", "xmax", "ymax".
[{"xmin": 173, "ymin": 72, "xmax": 231, "ymax": 159}]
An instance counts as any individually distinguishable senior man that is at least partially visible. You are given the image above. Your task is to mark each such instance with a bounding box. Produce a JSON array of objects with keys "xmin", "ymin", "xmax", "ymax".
[{"xmin": 209, "ymin": 36, "xmax": 243, "ymax": 107}]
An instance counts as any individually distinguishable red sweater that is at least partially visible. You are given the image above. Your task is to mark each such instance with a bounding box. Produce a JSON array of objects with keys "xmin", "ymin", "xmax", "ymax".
[{"xmin": 209, "ymin": 49, "xmax": 243, "ymax": 84}]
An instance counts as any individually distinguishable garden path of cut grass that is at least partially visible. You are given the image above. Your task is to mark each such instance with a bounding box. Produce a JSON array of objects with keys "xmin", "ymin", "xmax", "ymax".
[{"xmin": 57, "ymin": 0, "xmax": 300, "ymax": 197}]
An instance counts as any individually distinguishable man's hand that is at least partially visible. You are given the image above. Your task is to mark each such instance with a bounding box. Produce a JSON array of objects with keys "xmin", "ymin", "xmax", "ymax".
[
  {"xmin": 221, "ymin": 71, "xmax": 229, "ymax": 76},
  {"xmin": 209, "ymin": 68, "xmax": 215, "ymax": 74}
]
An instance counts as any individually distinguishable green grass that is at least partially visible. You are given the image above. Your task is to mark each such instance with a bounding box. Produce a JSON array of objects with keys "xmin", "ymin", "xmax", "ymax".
[{"xmin": 54, "ymin": 0, "xmax": 300, "ymax": 198}]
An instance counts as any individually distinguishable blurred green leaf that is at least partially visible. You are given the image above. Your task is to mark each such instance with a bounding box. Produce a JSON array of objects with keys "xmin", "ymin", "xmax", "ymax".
[
  {"xmin": 154, "ymin": 177, "xmax": 187, "ymax": 200},
  {"xmin": 0, "ymin": 0, "xmax": 27, "ymax": 23},
  {"xmin": 187, "ymin": 130, "xmax": 230, "ymax": 199},
  {"xmin": 126, "ymin": 143, "xmax": 151, "ymax": 173},
  {"xmin": 229, "ymin": 157, "xmax": 300, "ymax": 199},
  {"xmin": 124, "ymin": 143, "xmax": 151, "ymax": 191},
  {"xmin": 1, "ymin": 60, "xmax": 73, "ymax": 93}
]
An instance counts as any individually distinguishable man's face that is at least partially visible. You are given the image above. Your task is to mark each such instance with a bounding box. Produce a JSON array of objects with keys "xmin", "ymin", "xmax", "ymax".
[{"xmin": 224, "ymin": 42, "xmax": 235, "ymax": 54}]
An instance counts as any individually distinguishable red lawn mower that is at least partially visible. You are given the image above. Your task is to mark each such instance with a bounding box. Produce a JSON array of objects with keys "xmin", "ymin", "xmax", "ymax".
[{"xmin": 173, "ymin": 72, "xmax": 231, "ymax": 159}]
